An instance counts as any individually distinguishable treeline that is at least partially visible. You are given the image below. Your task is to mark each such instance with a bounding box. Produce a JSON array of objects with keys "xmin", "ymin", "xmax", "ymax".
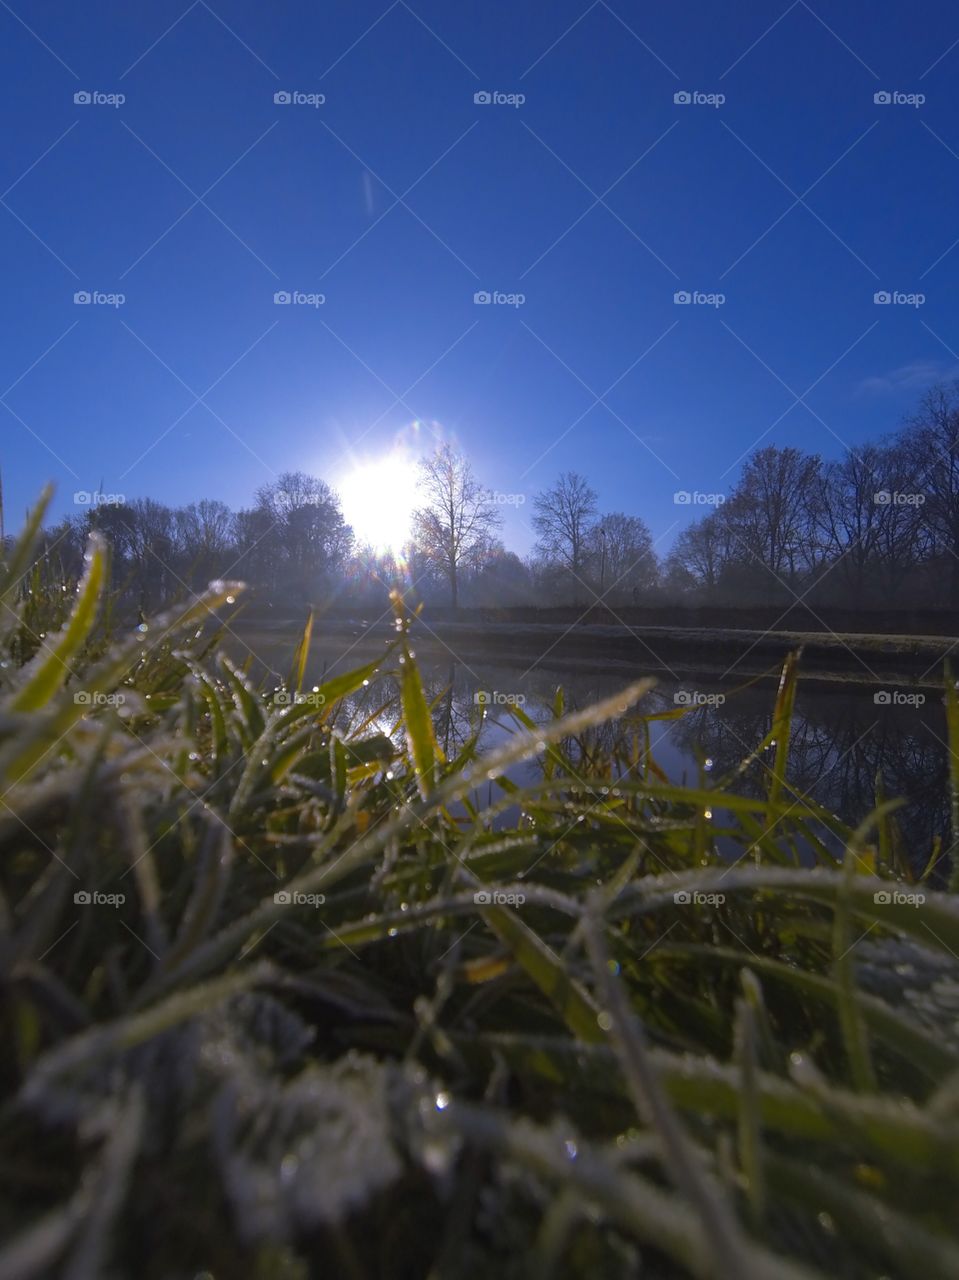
[{"xmin": 12, "ymin": 382, "xmax": 959, "ymax": 614}]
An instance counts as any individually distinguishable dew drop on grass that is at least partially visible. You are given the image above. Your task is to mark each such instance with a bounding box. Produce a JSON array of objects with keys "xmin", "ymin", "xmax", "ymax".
[
  {"xmin": 387, "ymin": 927, "xmax": 398, "ymax": 937},
  {"xmin": 564, "ymin": 1139, "xmax": 578, "ymax": 1159},
  {"xmin": 597, "ymin": 1011, "xmax": 613, "ymax": 1031},
  {"xmin": 434, "ymin": 1091, "xmax": 450, "ymax": 1110}
]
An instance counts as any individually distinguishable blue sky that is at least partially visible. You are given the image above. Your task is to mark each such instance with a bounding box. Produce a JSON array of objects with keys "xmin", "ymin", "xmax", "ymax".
[{"xmin": 2, "ymin": 0, "xmax": 959, "ymax": 554}]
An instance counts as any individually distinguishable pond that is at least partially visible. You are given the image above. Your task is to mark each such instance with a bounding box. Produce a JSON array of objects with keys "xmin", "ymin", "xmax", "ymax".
[{"xmin": 232, "ymin": 625, "xmax": 950, "ymax": 873}]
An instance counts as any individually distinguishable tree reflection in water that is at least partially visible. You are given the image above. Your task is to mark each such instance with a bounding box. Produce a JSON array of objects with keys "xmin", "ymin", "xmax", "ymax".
[{"xmin": 408, "ymin": 659, "xmax": 949, "ymax": 874}]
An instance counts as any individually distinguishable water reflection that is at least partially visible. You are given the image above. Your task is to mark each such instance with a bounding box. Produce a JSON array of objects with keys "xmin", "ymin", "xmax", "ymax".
[{"xmin": 253, "ymin": 636, "xmax": 950, "ymax": 872}]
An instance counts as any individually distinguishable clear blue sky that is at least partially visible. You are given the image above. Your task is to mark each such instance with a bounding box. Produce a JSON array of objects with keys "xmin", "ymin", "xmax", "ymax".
[{"xmin": 2, "ymin": 0, "xmax": 958, "ymax": 554}]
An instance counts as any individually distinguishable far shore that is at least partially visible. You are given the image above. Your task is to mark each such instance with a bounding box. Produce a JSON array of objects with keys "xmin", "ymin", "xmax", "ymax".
[{"xmin": 231, "ymin": 607, "xmax": 958, "ymax": 688}]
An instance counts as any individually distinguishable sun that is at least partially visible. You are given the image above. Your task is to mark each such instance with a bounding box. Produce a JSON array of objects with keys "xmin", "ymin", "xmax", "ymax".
[{"xmin": 337, "ymin": 451, "xmax": 421, "ymax": 556}]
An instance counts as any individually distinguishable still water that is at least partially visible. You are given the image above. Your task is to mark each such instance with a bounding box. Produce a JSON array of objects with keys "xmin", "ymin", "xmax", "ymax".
[{"xmin": 237, "ymin": 629, "xmax": 949, "ymax": 869}]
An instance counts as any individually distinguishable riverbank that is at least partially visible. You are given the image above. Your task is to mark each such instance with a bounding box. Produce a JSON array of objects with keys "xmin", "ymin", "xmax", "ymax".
[{"xmin": 236, "ymin": 612, "xmax": 957, "ymax": 687}]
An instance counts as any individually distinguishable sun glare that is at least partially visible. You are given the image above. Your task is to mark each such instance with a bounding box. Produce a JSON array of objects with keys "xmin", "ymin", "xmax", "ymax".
[{"xmin": 337, "ymin": 452, "xmax": 421, "ymax": 557}]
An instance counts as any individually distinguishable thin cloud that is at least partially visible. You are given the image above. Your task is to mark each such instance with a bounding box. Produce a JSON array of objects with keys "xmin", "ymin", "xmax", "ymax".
[{"xmin": 857, "ymin": 359, "xmax": 959, "ymax": 396}]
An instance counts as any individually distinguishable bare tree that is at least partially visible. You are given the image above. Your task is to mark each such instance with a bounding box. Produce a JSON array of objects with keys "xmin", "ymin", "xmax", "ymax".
[
  {"xmin": 532, "ymin": 472, "xmax": 597, "ymax": 592},
  {"xmin": 253, "ymin": 472, "xmax": 353, "ymax": 591},
  {"xmin": 723, "ymin": 446, "xmax": 821, "ymax": 592},
  {"xmin": 666, "ymin": 511, "xmax": 733, "ymax": 596},
  {"xmin": 412, "ymin": 445, "xmax": 501, "ymax": 607},
  {"xmin": 904, "ymin": 384, "xmax": 959, "ymax": 602},
  {"xmin": 586, "ymin": 512, "xmax": 658, "ymax": 602}
]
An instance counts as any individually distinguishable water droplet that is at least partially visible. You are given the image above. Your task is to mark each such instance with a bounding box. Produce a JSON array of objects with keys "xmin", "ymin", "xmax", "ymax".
[
  {"xmin": 564, "ymin": 1139, "xmax": 578, "ymax": 1159},
  {"xmin": 435, "ymin": 1091, "xmax": 450, "ymax": 1110},
  {"xmin": 597, "ymin": 1011, "xmax": 613, "ymax": 1031}
]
